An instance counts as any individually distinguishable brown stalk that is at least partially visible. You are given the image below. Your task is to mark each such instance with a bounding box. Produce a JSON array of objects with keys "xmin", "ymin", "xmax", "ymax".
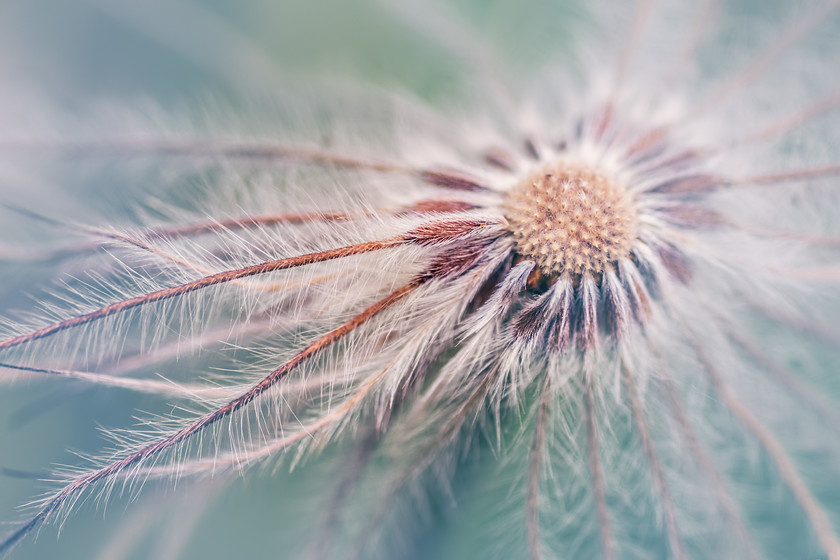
[
  {"xmin": 584, "ymin": 376, "xmax": 615, "ymax": 560},
  {"xmin": 0, "ymin": 280, "xmax": 419, "ymax": 555},
  {"xmin": 0, "ymin": 237, "xmax": 404, "ymax": 352}
]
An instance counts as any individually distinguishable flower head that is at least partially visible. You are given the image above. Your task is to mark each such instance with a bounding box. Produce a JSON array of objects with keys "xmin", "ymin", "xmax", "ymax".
[{"xmin": 1, "ymin": 1, "xmax": 839, "ymax": 559}]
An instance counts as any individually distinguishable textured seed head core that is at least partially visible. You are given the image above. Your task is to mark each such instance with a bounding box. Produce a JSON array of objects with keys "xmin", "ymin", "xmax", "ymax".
[{"xmin": 504, "ymin": 161, "xmax": 637, "ymax": 276}]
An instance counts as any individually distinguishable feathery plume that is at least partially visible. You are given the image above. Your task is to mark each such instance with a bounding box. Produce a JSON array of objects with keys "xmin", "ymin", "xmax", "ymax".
[{"xmin": 1, "ymin": 0, "xmax": 839, "ymax": 558}]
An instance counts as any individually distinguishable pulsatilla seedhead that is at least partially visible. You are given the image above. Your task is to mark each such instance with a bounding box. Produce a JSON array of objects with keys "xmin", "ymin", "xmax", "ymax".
[{"xmin": 504, "ymin": 160, "xmax": 637, "ymax": 278}]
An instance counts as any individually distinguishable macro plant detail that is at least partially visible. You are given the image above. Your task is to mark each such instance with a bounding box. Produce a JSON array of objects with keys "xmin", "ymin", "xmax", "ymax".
[{"xmin": 0, "ymin": 0, "xmax": 839, "ymax": 559}]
